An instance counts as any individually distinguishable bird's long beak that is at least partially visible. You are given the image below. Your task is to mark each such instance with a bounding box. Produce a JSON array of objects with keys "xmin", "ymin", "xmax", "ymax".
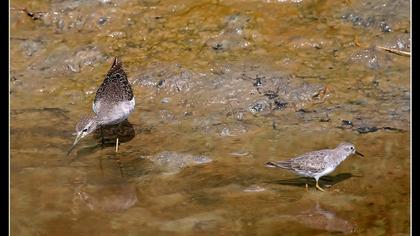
[
  {"xmin": 67, "ymin": 133, "xmax": 83, "ymax": 155},
  {"xmin": 355, "ymin": 151, "xmax": 364, "ymax": 157}
]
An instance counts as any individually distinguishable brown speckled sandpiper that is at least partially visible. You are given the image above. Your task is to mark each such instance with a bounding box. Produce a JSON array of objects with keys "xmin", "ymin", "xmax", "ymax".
[{"xmin": 68, "ymin": 57, "xmax": 135, "ymax": 155}]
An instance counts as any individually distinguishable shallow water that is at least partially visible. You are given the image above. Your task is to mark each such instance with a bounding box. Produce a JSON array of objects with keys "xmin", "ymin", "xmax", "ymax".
[{"xmin": 11, "ymin": 0, "xmax": 410, "ymax": 235}]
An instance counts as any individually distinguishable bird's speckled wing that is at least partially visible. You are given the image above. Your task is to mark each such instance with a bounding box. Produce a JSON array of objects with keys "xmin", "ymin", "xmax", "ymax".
[
  {"xmin": 94, "ymin": 58, "xmax": 133, "ymax": 104},
  {"xmin": 289, "ymin": 150, "xmax": 332, "ymax": 174}
]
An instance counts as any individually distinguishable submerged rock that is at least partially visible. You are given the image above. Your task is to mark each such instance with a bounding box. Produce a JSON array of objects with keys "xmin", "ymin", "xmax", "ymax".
[
  {"xmin": 145, "ymin": 151, "xmax": 212, "ymax": 174},
  {"xmin": 350, "ymin": 48, "xmax": 379, "ymax": 69},
  {"xmin": 206, "ymin": 13, "xmax": 252, "ymax": 51},
  {"xmin": 341, "ymin": 0, "xmax": 409, "ymax": 33},
  {"xmin": 64, "ymin": 45, "xmax": 107, "ymax": 73},
  {"xmin": 342, "ymin": 13, "xmax": 391, "ymax": 32},
  {"xmin": 25, "ymin": 44, "xmax": 107, "ymax": 77},
  {"xmin": 134, "ymin": 63, "xmax": 328, "ymax": 114},
  {"xmin": 250, "ymin": 74, "xmax": 328, "ymax": 111},
  {"xmin": 132, "ymin": 62, "xmax": 333, "ymax": 137},
  {"xmin": 19, "ymin": 39, "xmax": 44, "ymax": 56}
]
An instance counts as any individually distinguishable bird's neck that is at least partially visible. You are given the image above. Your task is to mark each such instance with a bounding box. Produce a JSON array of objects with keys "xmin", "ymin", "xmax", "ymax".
[{"xmin": 332, "ymin": 150, "xmax": 350, "ymax": 165}]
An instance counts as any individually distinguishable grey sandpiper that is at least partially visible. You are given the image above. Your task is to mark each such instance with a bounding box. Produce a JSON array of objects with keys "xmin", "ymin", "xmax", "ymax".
[
  {"xmin": 265, "ymin": 142, "xmax": 363, "ymax": 191},
  {"xmin": 68, "ymin": 57, "xmax": 135, "ymax": 155}
]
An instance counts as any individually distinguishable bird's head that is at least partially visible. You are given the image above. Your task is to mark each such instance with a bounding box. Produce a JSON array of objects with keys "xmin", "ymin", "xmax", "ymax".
[
  {"xmin": 337, "ymin": 142, "xmax": 364, "ymax": 157},
  {"xmin": 67, "ymin": 115, "xmax": 99, "ymax": 155}
]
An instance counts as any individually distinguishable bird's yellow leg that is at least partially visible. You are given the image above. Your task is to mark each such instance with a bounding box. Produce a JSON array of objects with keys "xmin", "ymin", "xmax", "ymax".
[
  {"xmin": 114, "ymin": 138, "xmax": 123, "ymax": 176},
  {"xmin": 305, "ymin": 183, "xmax": 309, "ymax": 192},
  {"xmin": 315, "ymin": 180, "xmax": 325, "ymax": 192}
]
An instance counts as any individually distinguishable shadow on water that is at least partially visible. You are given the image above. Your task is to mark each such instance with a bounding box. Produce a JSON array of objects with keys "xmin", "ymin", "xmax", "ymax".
[
  {"xmin": 266, "ymin": 173, "xmax": 355, "ymax": 189},
  {"xmin": 93, "ymin": 120, "xmax": 136, "ymax": 148},
  {"xmin": 67, "ymin": 120, "xmax": 136, "ymax": 160}
]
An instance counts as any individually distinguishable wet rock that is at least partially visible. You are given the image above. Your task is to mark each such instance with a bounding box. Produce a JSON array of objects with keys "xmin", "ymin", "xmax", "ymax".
[
  {"xmin": 379, "ymin": 21, "xmax": 392, "ymax": 33},
  {"xmin": 341, "ymin": 120, "xmax": 353, "ymax": 129},
  {"xmin": 342, "ymin": 13, "xmax": 391, "ymax": 32},
  {"xmin": 98, "ymin": 0, "xmax": 113, "ymax": 3},
  {"xmin": 295, "ymin": 108, "xmax": 321, "ymax": 122},
  {"xmin": 27, "ymin": 44, "xmax": 71, "ymax": 74},
  {"xmin": 165, "ymin": 69, "xmax": 196, "ymax": 92},
  {"xmin": 251, "ymin": 74, "xmax": 328, "ymax": 111},
  {"xmin": 286, "ymin": 35, "xmax": 327, "ymax": 49},
  {"xmin": 135, "ymin": 62, "xmax": 328, "ymax": 113},
  {"xmin": 206, "ymin": 13, "xmax": 252, "ymax": 51},
  {"xmin": 19, "ymin": 39, "xmax": 44, "ymax": 56},
  {"xmin": 285, "ymin": 82, "xmax": 327, "ymax": 107},
  {"xmin": 382, "ymin": 126, "xmax": 404, "ymax": 131},
  {"xmin": 249, "ymin": 99, "xmax": 271, "ymax": 114},
  {"xmin": 133, "ymin": 63, "xmax": 201, "ymax": 93},
  {"xmin": 319, "ymin": 113, "xmax": 330, "ymax": 122},
  {"xmin": 145, "ymin": 151, "xmax": 212, "ymax": 174},
  {"xmin": 20, "ymin": 1, "xmax": 126, "ymax": 33},
  {"xmin": 341, "ymin": 0, "xmax": 409, "ymax": 34},
  {"xmin": 34, "ymin": 10, "xmax": 84, "ymax": 32},
  {"xmin": 133, "ymin": 62, "xmax": 329, "ymax": 134},
  {"xmin": 273, "ymin": 99, "xmax": 288, "ymax": 111},
  {"xmin": 229, "ymin": 150, "xmax": 250, "ymax": 157},
  {"xmin": 25, "ymin": 44, "xmax": 106, "ymax": 76},
  {"xmin": 356, "ymin": 126, "xmax": 379, "ymax": 134},
  {"xmin": 350, "ymin": 48, "xmax": 379, "ymax": 69},
  {"xmin": 253, "ymin": 77, "xmax": 263, "ymax": 87},
  {"xmin": 219, "ymin": 124, "xmax": 247, "ymax": 137},
  {"xmin": 108, "ymin": 31, "xmax": 126, "ymax": 38},
  {"xmin": 50, "ymin": 0, "xmax": 100, "ymax": 11},
  {"xmin": 393, "ymin": 37, "xmax": 411, "ymax": 51},
  {"xmin": 376, "ymin": 35, "xmax": 410, "ymax": 53},
  {"xmin": 333, "ymin": 103, "xmax": 409, "ymax": 132},
  {"xmin": 231, "ymin": 110, "xmax": 246, "ymax": 121},
  {"xmin": 232, "ymin": 69, "xmax": 326, "ymax": 113},
  {"xmin": 161, "ymin": 97, "xmax": 170, "ymax": 103},
  {"xmin": 64, "ymin": 45, "xmax": 107, "ymax": 73},
  {"xmin": 97, "ymin": 16, "xmax": 108, "ymax": 25}
]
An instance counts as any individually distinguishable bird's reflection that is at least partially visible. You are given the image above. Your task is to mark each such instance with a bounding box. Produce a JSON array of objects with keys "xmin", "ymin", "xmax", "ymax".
[
  {"xmin": 267, "ymin": 173, "xmax": 353, "ymax": 189},
  {"xmin": 71, "ymin": 178, "xmax": 138, "ymax": 214},
  {"xmin": 93, "ymin": 119, "xmax": 136, "ymax": 148},
  {"xmin": 295, "ymin": 201, "xmax": 356, "ymax": 234},
  {"xmin": 67, "ymin": 120, "xmax": 136, "ymax": 159}
]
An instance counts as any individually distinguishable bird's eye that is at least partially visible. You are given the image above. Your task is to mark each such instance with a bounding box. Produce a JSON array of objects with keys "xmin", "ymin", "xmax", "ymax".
[
  {"xmin": 350, "ymin": 146, "xmax": 354, "ymax": 150},
  {"xmin": 82, "ymin": 128, "xmax": 88, "ymax": 132}
]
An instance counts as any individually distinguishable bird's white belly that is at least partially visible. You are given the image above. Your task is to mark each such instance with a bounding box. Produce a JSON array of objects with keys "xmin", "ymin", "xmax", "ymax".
[
  {"xmin": 93, "ymin": 98, "xmax": 135, "ymax": 125},
  {"xmin": 315, "ymin": 166, "xmax": 336, "ymax": 179}
]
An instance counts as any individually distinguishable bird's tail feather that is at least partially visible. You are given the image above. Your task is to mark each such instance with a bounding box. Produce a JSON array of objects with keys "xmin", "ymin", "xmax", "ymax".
[
  {"xmin": 265, "ymin": 161, "xmax": 281, "ymax": 168},
  {"xmin": 265, "ymin": 161, "xmax": 291, "ymax": 169}
]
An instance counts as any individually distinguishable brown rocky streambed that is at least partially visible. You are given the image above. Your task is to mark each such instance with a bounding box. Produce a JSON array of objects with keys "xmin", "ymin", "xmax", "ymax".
[{"xmin": 11, "ymin": 0, "xmax": 410, "ymax": 235}]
